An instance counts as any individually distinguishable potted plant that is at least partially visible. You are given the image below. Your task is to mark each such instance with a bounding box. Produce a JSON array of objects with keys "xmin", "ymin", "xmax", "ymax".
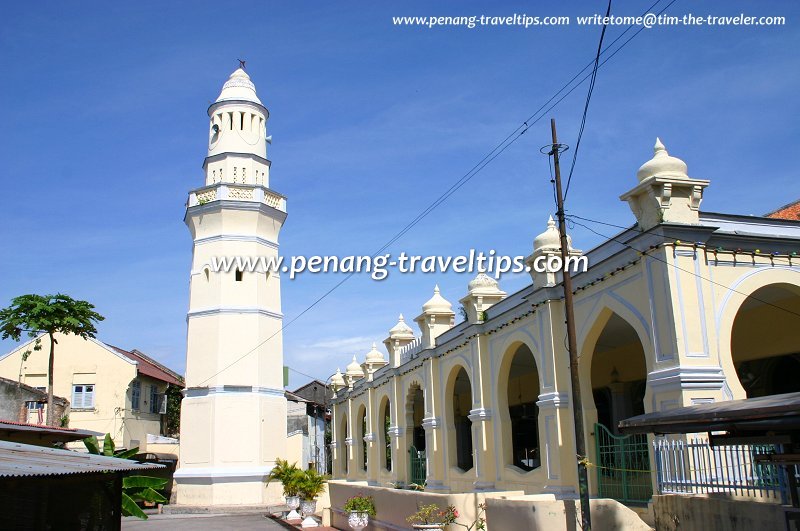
[
  {"xmin": 265, "ymin": 458, "xmax": 302, "ymax": 519},
  {"xmin": 283, "ymin": 468, "xmax": 304, "ymax": 519},
  {"xmin": 407, "ymin": 504, "xmax": 449, "ymax": 530},
  {"xmin": 343, "ymin": 493, "xmax": 376, "ymax": 531},
  {"xmin": 406, "ymin": 503, "xmax": 486, "ymax": 531},
  {"xmin": 297, "ymin": 468, "xmax": 328, "ymax": 527}
]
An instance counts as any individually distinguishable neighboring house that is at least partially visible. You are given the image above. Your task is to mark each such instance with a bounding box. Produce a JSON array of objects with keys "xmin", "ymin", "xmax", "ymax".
[
  {"xmin": 286, "ymin": 389, "xmax": 328, "ymax": 473},
  {"xmin": 766, "ymin": 198, "xmax": 800, "ymax": 220},
  {"xmin": 0, "ymin": 376, "xmax": 69, "ymax": 426},
  {"xmin": 292, "ymin": 379, "xmax": 333, "ymax": 406},
  {"xmin": 0, "ymin": 332, "xmax": 183, "ymax": 451}
]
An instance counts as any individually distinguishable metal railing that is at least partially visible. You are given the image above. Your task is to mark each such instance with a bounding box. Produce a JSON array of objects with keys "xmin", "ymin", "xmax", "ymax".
[
  {"xmin": 653, "ymin": 438, "xmax": 790, "ymax": 503},
  {"xmin": 595, "ymin": 423, "xmax": 653, "ymax": 504},
  {"xmin": 409, "ymin": 445, "xmax": 426, "ymax": 486}
]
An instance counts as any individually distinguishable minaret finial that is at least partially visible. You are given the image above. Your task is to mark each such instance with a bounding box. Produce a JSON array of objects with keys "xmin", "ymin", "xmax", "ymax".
[{"xmin": 238, "ymin": 58, "xmax": 247, "ymax": 70}]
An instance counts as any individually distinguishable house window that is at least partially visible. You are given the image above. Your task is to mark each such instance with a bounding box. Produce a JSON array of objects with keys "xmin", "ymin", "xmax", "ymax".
[
  {"xmin": 26, "ymin": 401, "xmax": 44, "ymax": 411},
  {"xmin": 72, "ymin": 384, "xmax": 95, "ymax": 409},
  {"xmin": 149, "ymin": 385, "xmax": 159, "ymax": 414},
  {"xmin": 131, "ymin": 380, "xmax": 141, "ymax": 411}
]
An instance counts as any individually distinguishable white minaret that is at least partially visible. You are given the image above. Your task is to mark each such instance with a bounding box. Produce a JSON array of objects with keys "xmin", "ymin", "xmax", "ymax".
[{"xmin": 174, "ymin": 66, "xmax": 288, "ymax": 507}]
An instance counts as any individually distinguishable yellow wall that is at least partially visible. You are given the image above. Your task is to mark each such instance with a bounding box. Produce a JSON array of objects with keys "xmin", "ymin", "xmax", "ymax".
[{"xmin": 0, "ymin": 333, "xmax": 169, "ymax": 450}]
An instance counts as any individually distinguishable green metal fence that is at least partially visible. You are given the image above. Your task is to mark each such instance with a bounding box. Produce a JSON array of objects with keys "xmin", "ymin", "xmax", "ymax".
[
  {"xmin": 595, "ymin": 423, "xmax": 653, "ymax": 504},
  {"xmin": 409, "ymin": 446, "xmax": 426, "ymax": 487}
]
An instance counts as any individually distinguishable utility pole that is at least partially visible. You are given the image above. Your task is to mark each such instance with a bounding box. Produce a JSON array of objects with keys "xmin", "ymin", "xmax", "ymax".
[{"xmin": 549, "ymin": 118, "xmax": 592, "ymax": 530}]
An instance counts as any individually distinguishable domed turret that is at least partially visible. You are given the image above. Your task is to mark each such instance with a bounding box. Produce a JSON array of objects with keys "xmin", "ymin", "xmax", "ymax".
[
  {"xmin": 422, "ymin": 285, "xmax": 453, "ymax": 313},
  {"xmin": 415, "ymin": 285, "xmax": 456, "ymax": 350},
  {"xmin": 388, "ymin": 314, "xmax": 415, "ymax": 338},
  {"xmin": 636, "ymin": 138, "xmax": 689, "ymax": 182},
  {"xmin": 365, "ymin": 342, "xmax": 385, "ymax": 363},
  {"xmin": 384, "ymin": 314, "xmax": 418, "ymax": 368},
  {"xmin": 468, "ymin": 272, "xmax": 501, "ymax": 293},
  {"xmin": 363, "ymin": 342, "xmax": 388, "ymax": 379},
  {"xmin": 216, "ymin": 68, "xmax": 263, "ymax": 105},
  {"xmin": 533, "ymin": 216, "xmax": 573, "ymax": 253},
  {"xmin": 620, "ymin": 137, "xmax": 709, "ymax": 231},
  {"xmin": 345, "ymin": 355, "xmax": 365, "ymax": 385},
  {"xmin": 460, "ymin": 272, "xmax": 506, "ymax": 324},
  {"xmin": 331, "ymin": 368, "xmax": 346, "ymax": 396}
]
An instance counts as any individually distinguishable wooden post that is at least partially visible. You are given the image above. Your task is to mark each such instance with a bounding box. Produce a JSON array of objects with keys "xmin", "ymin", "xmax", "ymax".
[{"xmin": 550, "ymin": 118, "xmax": 592, "ymax": 530}]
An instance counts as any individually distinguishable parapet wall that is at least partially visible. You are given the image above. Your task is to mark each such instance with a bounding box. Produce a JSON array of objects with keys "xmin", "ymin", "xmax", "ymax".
[
  {"xmin": 328, "ymin": 481, "xmax": 523, "ymax": 530},
  {"xmin": 652, "ymin": 494, "xmax": 785, "ymax": 531}
]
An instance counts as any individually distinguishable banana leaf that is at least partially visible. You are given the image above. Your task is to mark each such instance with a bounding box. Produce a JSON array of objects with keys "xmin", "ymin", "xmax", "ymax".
[
  {"xmin": 121, "ymin": 492, "xmax": 148, "ymax": 519},
  {"xmin": 123, "ymin": 476, "xmax": 168, "ymax": 490}
]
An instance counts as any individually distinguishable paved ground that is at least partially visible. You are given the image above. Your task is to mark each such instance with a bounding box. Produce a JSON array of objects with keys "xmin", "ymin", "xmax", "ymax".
[{"xmin": 122, "ymin": 513, "xmax": 287, "ymax": 530}]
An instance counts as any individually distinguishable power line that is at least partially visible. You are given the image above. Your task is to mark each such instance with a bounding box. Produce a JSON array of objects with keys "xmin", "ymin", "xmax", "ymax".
[
  {"xmin": 566, "ymin": 213, "xmax": 799, "ymax": 266},
  {"xmin": 566, "ymin": 216, "xmax": 800, "ymax": 320},
  {"xmin": 196, "ymin": 0, "xmax": 675, "ymax": 386},
  {"xmin": 286, "ymin": 365, "xmax": 328, "ymax": 384},
  {"xmin": 563, "ymin": 0, "xmax": 612, "ymax": 202}
]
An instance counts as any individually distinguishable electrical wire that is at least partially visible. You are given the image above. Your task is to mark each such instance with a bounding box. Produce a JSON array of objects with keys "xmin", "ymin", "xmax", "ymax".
[
  {"xmin": 565, "ymin": 213, "xmax": 799, "ymax": 267},
  {"xmin": 563, "ymin": 0, "xmax": 612, "ymax": 202},
  {"xmin": 566, "ymin": 216, "xmax": 800, "ymax": 320}
]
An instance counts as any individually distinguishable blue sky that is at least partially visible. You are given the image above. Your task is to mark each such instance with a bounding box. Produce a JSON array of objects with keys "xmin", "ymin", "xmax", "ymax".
[{"xmin": 1, "ymin": 0, "xmax": 798, "ymax": 387}]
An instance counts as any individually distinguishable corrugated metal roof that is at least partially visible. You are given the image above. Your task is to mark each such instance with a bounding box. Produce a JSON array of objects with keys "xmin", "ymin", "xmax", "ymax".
[
  {"xmin": 0, "ymin": 420, "xmax": 99, "ymax": 444},
  {"xmin": 0, "ymin": 440, "xmax": 164, "ymax": 478},
  {"xmin": 619, "ymin": 391, "xmax": 800, "ymax": 435},
  {"xmin": 0, "ymin": 420, "xmax": 93, "ymax": 434}
]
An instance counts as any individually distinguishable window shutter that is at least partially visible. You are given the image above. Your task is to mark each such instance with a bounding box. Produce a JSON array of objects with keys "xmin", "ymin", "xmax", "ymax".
[
  {"xmin": 72, "ymin": 385, "xmax": 83, "ymax": 409},
  {"xmin": 85, "ymin": 385, "xmax": 95, "ymax": 408}
]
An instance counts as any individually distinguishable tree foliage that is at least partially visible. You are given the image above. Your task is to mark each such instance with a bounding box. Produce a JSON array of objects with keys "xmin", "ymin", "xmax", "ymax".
[
  {"xmin": 162, "ymin": 384, "xmax": 183, "ymax": 436},
  {"xmin": 0, "ymin": 293, "xmax": 104, "ymax": 425},
  {"xmin": 83, "ymin": 433, "xmax": 139, "ymax": 460}
]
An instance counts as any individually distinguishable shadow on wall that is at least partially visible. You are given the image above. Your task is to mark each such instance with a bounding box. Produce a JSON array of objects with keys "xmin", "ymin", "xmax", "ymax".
[
  {"xmin": 485, "ymin": 497, "xmax": 651, "ymax": 531},
  {"xmin": 652, "ymin": 494, "xmax": 785, "ymax": 531}
]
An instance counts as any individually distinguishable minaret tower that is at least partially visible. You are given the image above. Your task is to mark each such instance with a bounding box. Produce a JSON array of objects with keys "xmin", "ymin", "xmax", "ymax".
[{"xmin": 174, "ymin": 66, "xmax": 288, "ymax": 506}]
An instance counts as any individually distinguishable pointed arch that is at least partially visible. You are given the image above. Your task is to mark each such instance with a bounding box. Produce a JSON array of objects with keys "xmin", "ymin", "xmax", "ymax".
[
  {"xmin": 444, "ymin": 363, "xmax": 474, "ymax": 472},
  {"xmin": 578, "ymin": 303, "xmax": 653, "ymax": 441},
  {"xmin": 377, "ymin": 394, "xmax": 392, "ymax": 472},
  {"xmin": 338, "ymin": 411, "xmax": 349, "ymax": 475},
  {"xmin": 356, "ymin": 403, "xmax": 368, "ymax": 473},
  {"xmin": 496, "ymin": 340, "xmax": 542, "ymax": 473},
  {"xmin": 716, "ymin": 268, "xmax": 800, "ymax": 399}
]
